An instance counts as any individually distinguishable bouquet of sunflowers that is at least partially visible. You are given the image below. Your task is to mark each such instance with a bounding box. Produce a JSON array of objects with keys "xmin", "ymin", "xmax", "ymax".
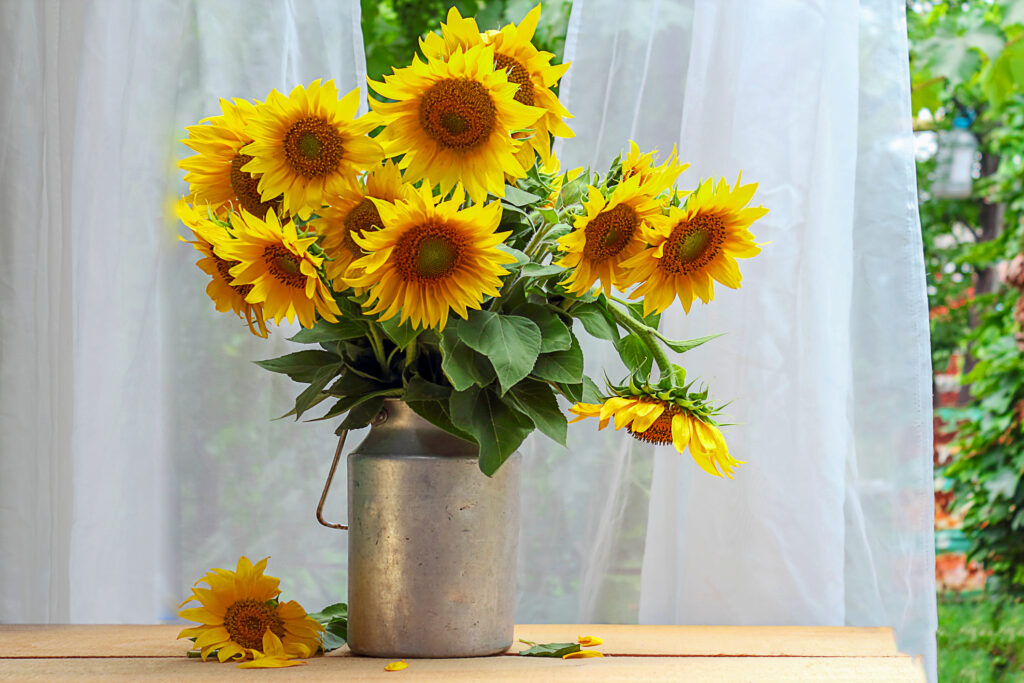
[{"xmin": 176, "ymin": 5, "xmax": 767, "ymax": 477}]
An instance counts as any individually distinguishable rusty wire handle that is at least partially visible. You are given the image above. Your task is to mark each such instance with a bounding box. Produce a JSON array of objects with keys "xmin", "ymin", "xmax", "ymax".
[{"xmin": 316, "ymin": 430, "xmax": 349, "ymax": 530}]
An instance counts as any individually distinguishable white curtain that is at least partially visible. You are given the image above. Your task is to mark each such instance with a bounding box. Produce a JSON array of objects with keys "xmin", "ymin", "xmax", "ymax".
[
  {"xmin": 1, "ymin": 0, "xmax": 936, "ymax": 679},
  {"xmin": 558, "ymin": 0, "xmax": 936, "ymax": 678}
]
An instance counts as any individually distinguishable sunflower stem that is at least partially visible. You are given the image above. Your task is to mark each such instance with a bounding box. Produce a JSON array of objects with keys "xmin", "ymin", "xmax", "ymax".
[
  {"xmin": 367, "ymin": 324, "xmax": 388, "ymax": 371},
  {"xmin": 405, "ymin": 341, "xmax": 417, "ymax": 368},
  {"xmin": 606, "ymin": 301, "xmax": 672, "ymax": 379},
  {"xmin": 523, "ymin": 217, "xmax": 553, "ymax": 258}
]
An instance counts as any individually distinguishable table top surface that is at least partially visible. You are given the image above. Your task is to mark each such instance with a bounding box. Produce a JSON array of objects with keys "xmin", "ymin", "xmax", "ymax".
[{"xmin": 0, "ymin": 623, "xmax": 926, "ymax": 681}]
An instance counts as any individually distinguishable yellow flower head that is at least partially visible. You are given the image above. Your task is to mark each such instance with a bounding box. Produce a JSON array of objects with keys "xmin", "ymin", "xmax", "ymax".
[
  {"xmin": 555, "ymin": 175, "xmax": 663, "ymax": 296},
  {"xmin": 177, "ymin": 199, "xmax": 269, "ymax": 338},
  {"xmin": 623, "ymin": 174, "xmax": 767, "ymax": 315},
  {"xmin": 569, "ymin": 394, "xmax": 742, "ymax": 478},
  {"xmin": 177, "ymin": 556, "xmax": 323, "ymax": 663},
  {"xmin": 421, "ymin": 5, "xmax": 574, "ymax": 167},
  {"xmin": 368, "ymin": 44, "xmax": 544, "ymax": 203},
  {"xmin": 621, "ymin": 141, "xmax": 689, "ymax": 197},
  {"xmin": 241, "ymin": 80, "xmax": 384, "ymax": 219},
  {"xmin": 214, "ymin": 208, "xmax": 342, "ymax": 329},
  {"xmin": 344, "ymin": 184, "xmax": 517, "ymax": 331},
  {"xmin": 179, "ymin": 98, "xmax": 285, "ymax": 220},
  {"xmin": 312, "ymin": 160, "xmax": 412, "ymax": 284}
]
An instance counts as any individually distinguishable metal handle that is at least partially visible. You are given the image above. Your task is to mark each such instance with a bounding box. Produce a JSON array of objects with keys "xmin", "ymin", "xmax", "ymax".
[{"xmin": 316, "ymin": 430, "xmax": 349, "ymax": 530}]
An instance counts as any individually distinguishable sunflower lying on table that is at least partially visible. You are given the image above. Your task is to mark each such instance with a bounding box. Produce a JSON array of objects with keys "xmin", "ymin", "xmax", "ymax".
[{"xmin": 174, "ymin": 4, "xmax": 768, "ymax": 480}]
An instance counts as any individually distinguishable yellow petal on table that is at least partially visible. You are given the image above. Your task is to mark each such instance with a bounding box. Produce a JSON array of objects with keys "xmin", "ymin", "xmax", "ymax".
[
  {"xmin": 577, "ymin": 635, "xmax": 603, "ymax": 647},
  {"xmin": 237, "ymin": 630, "xmax": 307, "ymax": 669},
  {"xmin": 385, "ymin": 660, "xmax": 409, "ymax": 671},
  {"xmin": 563, "ymin": 650, "xmax": 605, "ymax": 659}
]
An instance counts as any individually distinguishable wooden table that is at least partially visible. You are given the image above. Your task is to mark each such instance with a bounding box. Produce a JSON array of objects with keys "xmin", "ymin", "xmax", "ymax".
[{"xmin": 0, "ymin": 624, "xmax": 925, "ymax": 681}]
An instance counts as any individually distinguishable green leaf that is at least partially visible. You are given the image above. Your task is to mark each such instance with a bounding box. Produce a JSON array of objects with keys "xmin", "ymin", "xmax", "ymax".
[
  {"xmin": 407, "ymin": 399, "xmax": 475, "ymax": 443},
  {"xmin": 440, "ymin": 328, "xmax": 496, "ymax": 390},
  {"xmin": 339, "ymin": 396, "xmax": 386, "ymax": 432},
  {"xmin": 507, "ymin": 378, "xmax": 567, "ymax": 446},
  {"xmin": 450, "ymin": 387, "xmax": 533, "ymax": 476},
  {"xmin": 293, "ymin": 364, "xmax": 344, "ymax": 419},
  {"xmin": 520, "ymin": 263, "xmax": 565, "ymax": 278},
  {"xmin": 502, "ymin": 185, "xmax": 543, "ymax": 206},
  {"xmin": 519, "ymin": 642, "xmax": 581, "ymax": 657},
  {"xmin": 615, "ymin": 333, "xmax": 653, "ymax": 377},
  {"xmin": 655, "ymin": 332, "xmax": 725, "ymax": 354},
  {"xmin": 544, "ymin": 223, "xmax": 572, "ymax": 242},
  {"xmin": 307, "ymin": 602, "xmax": 348, "ymax": 624},
  {"xmin": 555, "ymin": 382, "xmax": 582, "ymax": 402},
  {"xmin": 570, "ymin": 301, "xmax": 619, "ymax": 341},
  {"xmin": 457, "ymin": 311, "xmax": 542, "ymax": 394},
  {"xmin": 255, "ymin": 350, "xmax": 340, "ymax": 383},
  {"xmin": 498, "ymin": 244, "xmax": 531, "ymax": 268},
  {"xmin": 379, "ymin": 316, "xmax": 421, "ymax": 348},
  {"xmin": 322, "ymin": 621, "xmax": 347, "ymax": 652},
  {"xmin": 512, "ymin": 303, "xmax": 572, "ymax": 353},
  {"xmin": 532, "ymin": 334, "xmax": 584, "ymax": 384},
  {"xmin": 404, "ymin": 375, "xmax": 451, "ymax": 401},
  {"xmin": 288, "ymin": 318, "xmax": 366, "ymax": 344},
  {"xmin": 582, "ymin": 375, "xmax": 604, "ymax": 403}
]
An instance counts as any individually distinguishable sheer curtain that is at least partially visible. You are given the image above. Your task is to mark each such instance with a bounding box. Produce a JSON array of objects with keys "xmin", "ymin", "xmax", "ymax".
[{"xmin": 558, "ymin": 0, "xmax": 937, "ymax": 678}]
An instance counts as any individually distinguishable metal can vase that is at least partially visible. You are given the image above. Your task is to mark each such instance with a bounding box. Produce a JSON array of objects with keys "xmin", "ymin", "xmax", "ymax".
[{"xmin": 346, "ymin": 399, "xmax": 521, "ymax": 658}]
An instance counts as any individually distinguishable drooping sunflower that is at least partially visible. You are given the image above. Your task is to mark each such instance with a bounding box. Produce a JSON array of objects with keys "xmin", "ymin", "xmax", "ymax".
[
  {"xmin": 344, "ymin": 184, "xmax": 517, "ymax": 330},
  {"xmin": 569, "ymin": 395, "xmax": 742, "ymax": 478},
  {"xmin": 621, "ymin": 140, "xmax": 689, "ymax": 198},
  {"xmin": 177, "ymin": 199, "xmax": 269, "ymax": 337},
  {"xmin": 624, "ymin": 175, "xmax": 767, "ymax": 315},
  {"xmin": 555, "ymin": 175, "xmax": 664, "ymax": 296},
  {"xmin": 368, "ymin": 44, "xmax": 544, "ymax": 203},
  {"xmin": 214, "ymin": 208, "xmax": 342, "ymax": 329},
  {"xmin": 177, "ymin": 556, "xmax": 323, "ymax": 663},
  {"xmin": 420, "ymin": 5, "xmax": 574, "ymax": 167},
  {"xmin": 241, "ymin": 80, "xmax": 383, "ymax": 219},
  {"xmin": 312, "ymin": 160, "xmax": 411, "ymax": 283},
  {"xmin": 179, "ymin": 99, "xmax": 284, "ymax": 220}
]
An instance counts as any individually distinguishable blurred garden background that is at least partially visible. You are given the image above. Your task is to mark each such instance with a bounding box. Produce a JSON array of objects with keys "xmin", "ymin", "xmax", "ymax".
[{"xmin": 358, "ymin": 0, "xmax": 1024, "ymax": 679}]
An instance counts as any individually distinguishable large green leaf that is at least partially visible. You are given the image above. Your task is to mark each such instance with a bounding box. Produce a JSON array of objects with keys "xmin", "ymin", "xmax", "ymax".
[
  {"xmin": 655, "ymin": 332, "xmax": 724, "ymax": 354},
  {"xmin": 615, "ymin": 333, "xmax": 653, "ymax": 377},
  {"xmin": 439, "ymin": 328, "xmax": 495, "ymax": 390},
  {"xmin": 255, "ymin": 350, "xmax": 340, "ymax": 383},
  {"xmin": 288, "ymin": 318, "xmax": 366, "ymax": 344},
  {"xmin": 407, "ymin": 399, "xmax": 475, "ymax": 443},
  {"xmin": 507, "ymin": 379, "xmax": 567, "ymax": 446},
  {"xmin": 531, "ymin": 334, "xmax": 583, "ymax": 384},
  {"xmin": 379, "ymin": 316, "xmax": 421, "ymax": 348},
  {"xmin": 293, "ymin": 364, "xmax": 344, "ymax": 419},
  {"xmin": 338, "ymin": 396, "xmax": 386, "ymax": 432},
  {"xmin": 450, "ymin": 387, "xmax": 533, "ymax": 476},
  {"xmin": 456, "ymin": 311, "xmax": 542, "ymax": 394},
  {"xmin": 404, "ymin": 374, "xmax": 451, "ymax": 401},
  {"xmin": 570, "ymin": 301, "xmax": 619, "ymax": 340},
  {"xmin": 512, "ymin": 303, "xmax": 572, "ymax": 352},
  {"xmin": 502, "ymin": 185, "xmax": 543, "ymax": 206}
]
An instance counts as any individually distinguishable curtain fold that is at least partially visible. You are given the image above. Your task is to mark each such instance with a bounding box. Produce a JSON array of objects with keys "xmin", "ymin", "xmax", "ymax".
[{"xmin": 558, "ymin": 0, "xmax": 936, "ymax": 679}]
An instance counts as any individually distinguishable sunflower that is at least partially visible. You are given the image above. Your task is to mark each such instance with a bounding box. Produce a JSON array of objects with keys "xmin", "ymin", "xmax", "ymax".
[
  {"xmin": 624, "ymin": 175, "xmax": 767, "ymax": 315},
  {"xmin": 177, "ymin": 556, "xmax": 323, "ymax": 663},
  {"xmin": 312, "ymin": 160, "xmax": 411, "ymax": 283},
  {"xmin": 540, "ymin": 152, "xmax": 584, "ymax": 208},
  {"xmin": 241, "ymin": 80, "xmax": 383, "ymax": 220},
  {"xmin": 420, "ymin": 5, "xmax": 574, "ymax": 167},
  {"xmin": 569, "ymin": 396, "xmax": 741, "ymax": 478},
  {"xmin": 177, "ymin": 199, "xmax": 269, "ymax": 337},
  {"xmin": 555, "ymin": 175, "xmax": 664, "ymax": 296},
  {"xmin": 368, "ymin": 44, "xmax": 544, "ymax": 203},
  {"xmin": 621, "ymin": 141, "xmax": 689, "ymax": 197},
  {"xmin": 179, "ymin": 99, "xmax": 284, "ymax": 220},
  {"xmin": 344, "ymin": 184, "xmax": 517, "ymax": 330},
  {"xmin": 214, "ymin": 208, "xmax": 342, "ymax": 329}
]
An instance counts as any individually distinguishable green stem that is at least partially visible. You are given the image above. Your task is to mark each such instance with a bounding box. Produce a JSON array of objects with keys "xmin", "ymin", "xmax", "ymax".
[
  {"xmin": 405, "ymin": 341, "xmax": 417, "ymax": 368},
  {"xmin": 606, "ymin": 301, "xmax": 672, "ymax": 378},
  {"xmin": 367, "ymin": 324, "xmax": 388, "ymax": 370}
]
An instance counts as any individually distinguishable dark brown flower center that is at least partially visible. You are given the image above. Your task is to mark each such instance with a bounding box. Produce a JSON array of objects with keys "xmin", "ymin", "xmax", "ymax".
[
  {"xmin": 343, "ymin": 198, "xmax": 383, "ymax": 255},
  {"xmin": 582, "ymin": 204, "xmax": 639, "ymax": 262},
  {"xmin": 229, "ymin": 153, "xmax": 282, "ymax": 219},
  {"xmin": 213, "ymin": 255, "xmax": 253, "ymax": 297},
  {"xmin": 419, "ymin": 78, "xmax": 497, "ymax": 151},
  {"xmin": 222, "ymin": 598, "xmax": 286, "ymax": 651},
  {"xmin": 263, "ymin": 244, "xmax": 307, "ymax": 289},
  {"xmin": 494, "ymin": 53, "xmax": 534, "ymax": 106},
  {"xmin": 283, "ymin": 117, "xmax": 344, "ymax": 178},
  {"xmin": 627, "ymin": 403, "xmax": 682, "ymax": 445},
  {"xmin": 660, "ymin": 213, "xmax": 725, "ymax": 275},
  {"xmin": 393, "ymin": 223, "xmax": 466, "ymax": 281}
]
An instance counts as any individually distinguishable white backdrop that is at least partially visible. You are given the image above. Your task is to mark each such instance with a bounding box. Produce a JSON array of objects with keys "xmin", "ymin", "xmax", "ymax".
[
  {"xmin": 558, "ymin": 0, "xmax": 936, "ymax": 677},
  {"xmin": 1, "ymin": 0, "xmax": 935, "ymax": 678}
]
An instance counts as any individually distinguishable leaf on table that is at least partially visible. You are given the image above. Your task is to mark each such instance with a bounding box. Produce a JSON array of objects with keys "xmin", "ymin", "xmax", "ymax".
[{"xmin": 519, "ymin": 641, "xmax": 581, "ymax": 657}]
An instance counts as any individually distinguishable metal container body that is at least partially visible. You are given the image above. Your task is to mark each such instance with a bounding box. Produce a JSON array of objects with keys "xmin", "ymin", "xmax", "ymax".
[{"xmin": 347, "ymin": 400, "xmax": 521, "ymax": 658}]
